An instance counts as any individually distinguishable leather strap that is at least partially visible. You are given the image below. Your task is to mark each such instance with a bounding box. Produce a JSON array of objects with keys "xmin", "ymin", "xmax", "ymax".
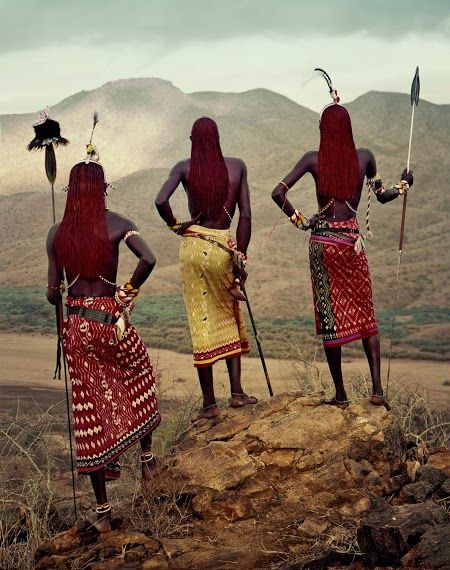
[{"xmin": 67, "ymin": 306, "xmax": 118, "ymax": 325}]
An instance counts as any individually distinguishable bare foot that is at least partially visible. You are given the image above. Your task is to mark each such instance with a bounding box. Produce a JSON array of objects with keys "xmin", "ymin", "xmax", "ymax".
[
  {"xmin": 322, "ymin": 397, "xmax": 349, "ymax": 410},
  {"xmin": 369, "ymin": 394, "xmax": 391, "ymax": 411},
  {"xmin": 228, "ymin": 393, "xmax": 258, "ymax": 407},
  {"xmin": 86, "ymin": 511, "xmax": 112, "ymax": 533},
  {"xmin": 192, "ymin": 404, "xmax": 220, "ymax": 421}
]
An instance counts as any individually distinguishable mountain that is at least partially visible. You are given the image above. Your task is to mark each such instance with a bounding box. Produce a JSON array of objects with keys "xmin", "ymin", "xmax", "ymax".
[{"xmin": 0, "ymin": 78, "xmax": 448, "ymax": 359}]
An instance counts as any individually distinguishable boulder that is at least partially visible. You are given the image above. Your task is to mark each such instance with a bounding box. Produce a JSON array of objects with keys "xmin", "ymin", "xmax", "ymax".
[
  {"xmin": 401, "ymin": 524, "xmax": 450, "ymax": 569},
  {"xmin": 159, "ymin": 393, "xmax": 405, "ymax": 524},
  {"xmin": 357, "ymin": 500, "xmax": 449, "ymax": 566}
]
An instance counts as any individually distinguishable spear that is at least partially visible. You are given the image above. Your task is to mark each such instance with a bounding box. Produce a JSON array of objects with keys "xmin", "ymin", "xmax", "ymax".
[
  {"xmin": 386, "ymin": 67, "xmax": 420, "ymax": 394},
  {"xmin": 240, "ymin": 284, "xmax": 274, "ymax": 397},
  {"xmin": 28, "ymin": 111, "xmax": 77, "ymax": 518}
]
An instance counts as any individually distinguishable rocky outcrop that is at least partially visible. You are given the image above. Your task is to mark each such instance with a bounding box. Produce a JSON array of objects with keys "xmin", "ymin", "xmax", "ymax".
[{"xmin": 33, "ymin": 392, "xmax": 449, "ymax": 569}]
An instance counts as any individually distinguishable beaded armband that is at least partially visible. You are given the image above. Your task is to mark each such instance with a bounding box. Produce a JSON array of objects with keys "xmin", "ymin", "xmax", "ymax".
[
  {"xmin": 115, "ymin": 280, "xmax": 140, "ymax": 307},
  {"xmin": 289, "ymin": 209, "xmax": 309, "ymax": 231},
  {"xmin": 124, "ymin": 230, "xmax": 140, "ymax": 242}
]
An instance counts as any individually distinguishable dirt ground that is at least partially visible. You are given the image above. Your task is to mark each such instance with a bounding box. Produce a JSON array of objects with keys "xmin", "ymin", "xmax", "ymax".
[{"xmin": 0, "ymin": 332, "xmax": 449, "ymax": 406}]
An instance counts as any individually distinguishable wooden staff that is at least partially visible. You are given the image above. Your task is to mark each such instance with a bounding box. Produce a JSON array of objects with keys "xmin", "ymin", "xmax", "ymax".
[{"xmin": 386, "ymin": 67, "xmax": 420, "ymax": 394}]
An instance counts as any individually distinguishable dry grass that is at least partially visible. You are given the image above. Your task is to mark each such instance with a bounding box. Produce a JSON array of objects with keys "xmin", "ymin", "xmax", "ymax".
[
  {"xmin": 0, "ymin": 401, "xmax": 72, "ymax": 569},
  {"xmin": 0, "ymin": 352, "xmax": 448, "ymax": 569}
]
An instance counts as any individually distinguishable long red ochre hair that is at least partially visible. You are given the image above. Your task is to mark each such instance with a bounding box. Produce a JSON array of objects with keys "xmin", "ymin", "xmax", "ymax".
[
  {"xmin": 54, "ymin": 162, "xmax": 111, "ymax": 279},
  {"xmin": 188, "ymin": 117, "xmax": 229, "ymax": 218},
  {"xmin": 318, "ymin": 104, "xmax": 359, "ymax": 201}
]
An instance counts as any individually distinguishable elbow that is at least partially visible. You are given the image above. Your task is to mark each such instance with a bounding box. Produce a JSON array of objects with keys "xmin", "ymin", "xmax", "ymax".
[
  {"xmin": 142, "ymin": 253, "xmax": 156, "ymax": 270},
  {"xmin": 154, "ymin": 196, "xmax": 166, "ymax": 210},
  {"xmin": 271, "ymin": 187, "xmax": 283, "ymax": 203}
]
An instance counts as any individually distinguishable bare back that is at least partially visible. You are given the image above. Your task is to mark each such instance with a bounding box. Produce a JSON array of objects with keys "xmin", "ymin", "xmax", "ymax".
[
  {"xmin": 178, "ymin": 157, "xmax": 248, "ymax": 229},
  {"xmin": 155, "ymin": 155, "xmax": 251, "ymax": 254},
  {"xmin": 272, "ymin": 148, "xmax": 377, "ymax": 222},
  {"xmin": 46, "ymin": 211, "xmax": 155, "ymax": 302}
]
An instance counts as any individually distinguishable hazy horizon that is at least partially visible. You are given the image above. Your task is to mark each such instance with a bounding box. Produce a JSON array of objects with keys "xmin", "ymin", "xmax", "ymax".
[{"xmin": 0, "ymin": 0, "xmax": 448, "ymax": 115}]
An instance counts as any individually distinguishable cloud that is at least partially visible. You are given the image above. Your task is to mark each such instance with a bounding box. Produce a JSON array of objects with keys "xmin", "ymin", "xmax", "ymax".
[{"xmin": 1, "ymin": 0, "xmax": 449, "ymax": 55}]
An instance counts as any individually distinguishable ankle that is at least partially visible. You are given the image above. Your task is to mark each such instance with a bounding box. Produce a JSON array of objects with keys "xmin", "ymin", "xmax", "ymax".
[{"xmin": 96, "ymin": 502, "xmax": 111, "ymax": 516}]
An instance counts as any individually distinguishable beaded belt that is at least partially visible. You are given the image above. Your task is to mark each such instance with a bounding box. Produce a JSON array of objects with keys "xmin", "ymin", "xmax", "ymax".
[
  {"xmin": 67, "ymin": 306, "xmax": 118, "ymax": 325},
  {"xmin": 312, "ymin": 227, "xmax": 359, "ymax": 235}
]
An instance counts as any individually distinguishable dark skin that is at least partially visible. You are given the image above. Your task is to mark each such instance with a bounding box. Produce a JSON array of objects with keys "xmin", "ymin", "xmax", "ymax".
[
  {"xmin": 46, "ymin": 209, "xmax": 157, "ymax": 531},
  {"xmin": 155, "ymin": 157, "xmax": 252, "ymax": 416},
  {"xmin": 272, "ymin": 148, "xmax": 413, "ymax": 404}
]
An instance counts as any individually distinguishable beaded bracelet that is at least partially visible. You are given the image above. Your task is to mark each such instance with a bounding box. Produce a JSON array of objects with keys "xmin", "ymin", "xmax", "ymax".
[
  {"xmin": 289, "ymin": 209, "xmax": 309, "ymax": 231},
  {"xmin": 115, "ymin": 280, "xmax": 140, "ymax": 307},
  {"xmin": 168, "ymin": 218, "xmax": 182, "ymax": 234}
]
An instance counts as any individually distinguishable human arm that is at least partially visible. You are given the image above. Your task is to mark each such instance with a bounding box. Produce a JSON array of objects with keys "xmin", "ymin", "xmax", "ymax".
[
  {"xmin": 122, "ymin": 222, "xmax": 156, "ymax": 289},
  {"xmin": 236, "ymin": 160, "xmax": 251, "ymax": 256},
  {"xmin": 155, "ymin": 161, "xmax": 200, "ymax": 233},
  {"xmin": 155, "ymin": 161, "xmax": 185, "ymax": 227},
  {"xmin": 45, "ymin": 224, "xmax": 63, "ymax": 305},
  {"xmin": 271, "ymin": 152, "xmax": 316, "ymax": 218},
  {"xmin": 365, "ymin": 149, "xmax": 414, "ymax": 204}
]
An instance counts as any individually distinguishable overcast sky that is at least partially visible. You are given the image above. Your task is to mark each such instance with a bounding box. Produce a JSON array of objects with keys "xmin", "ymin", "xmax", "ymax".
[{"xmin": 0, "ymin": 0, "xmax": 449, "ymax": 114}]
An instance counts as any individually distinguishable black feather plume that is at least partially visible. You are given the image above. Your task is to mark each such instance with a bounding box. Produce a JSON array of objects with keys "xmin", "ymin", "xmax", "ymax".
[
  {"xmin": 314, "ymin": 68, "xmax": 334, "ymax": 92},
  {"xmin": 28, "ymin": 118, "xmax": 69, "ymax": 150}
]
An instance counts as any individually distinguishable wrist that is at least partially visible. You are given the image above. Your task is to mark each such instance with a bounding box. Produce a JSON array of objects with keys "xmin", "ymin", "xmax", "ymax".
[{"xmin": 289, "ymin": 209, "xmax": 309, "ymax": 230}]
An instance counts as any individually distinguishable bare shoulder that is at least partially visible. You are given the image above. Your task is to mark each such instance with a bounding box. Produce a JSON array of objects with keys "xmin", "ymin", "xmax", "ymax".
[
  {"xmin": 302, "ymin": 150, "xmax": 318, "ymax": 163},
  {"xmin": 224, "ymin": 156, "xmax": 246, "ymax": 171},
  {"xmin": 107, "ymin": 211, "xmax": 138, "ymax": 233},
  {"xmin": 357, "ymin": 148, "xmax": 375, "ymax": 160},
  {"xmin": 172, "ymin": 158, "xmax": 190, "ymax": 175}
]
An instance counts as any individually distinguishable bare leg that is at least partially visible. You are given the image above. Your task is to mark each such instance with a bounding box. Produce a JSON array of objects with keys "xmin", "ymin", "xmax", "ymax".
[
  {"xmin": 323, "ymin": 344, "xmax": 348, "ymax": 402},
  {"xmin": 363, "ymin": 335, "xmax": 391, "ymax": 410},
  {"xmin": 194, "ymin": 366, "xmax": 220, "ymax": 419},
  {"xmin": 226, "ymin": 355, "xmax": 243, "ymax": 395},
  {"xmin": 89, "ymin": 469, "xmax": 112, "ymax": 532},
  {"xmin": 226, "ymin": 356, "xmax": 257, "ymax": 406},
  {"xmin": 362, "ymin": 335, "xmax": 382, "ymax": 396},
  {"xmin": 140, "ymin": 433, "xmax": 156, "ymax": 481}
]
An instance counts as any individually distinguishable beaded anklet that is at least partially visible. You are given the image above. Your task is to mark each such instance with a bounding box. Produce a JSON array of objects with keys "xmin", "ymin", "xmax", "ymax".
[{"xmin": 96, "ymin": 502, "xmax": 112, "ymax": 515}]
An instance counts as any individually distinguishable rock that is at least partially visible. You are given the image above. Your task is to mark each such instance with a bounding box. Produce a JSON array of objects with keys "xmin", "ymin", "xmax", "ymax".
[
  {"xmin": 417, "ymin": 463, "xmax": 448, "ymax": 486},
  {"xmin": 436, "ymin": 477, "xmax": 450, "ymax": 499},
  {"xmin": 427, "ymin": 449, "xmax": 450, "ymax": 476},
  {"xmin": 35, "ymin": 555, "xmax": 70, "ymax": 569},
  {"xmin": 142, "ymin": 553, "xmax": 170, "ymax": 568},
  {"xmin": 357, "ymin": 500, "xmax": 449, "ymax": 566},
  {"xmin": 401, "ymin": 524, "xmax": 450, "ymax": 569},
  {"xmin": 400, "ymin": 480, "xmax": 436, "ymax": 503},
  {"xmin": 35, "ymin": 527, "xmax": 81, "ymax": 558},
  {"xmin": 99, "ymin": 530, "xmax": 160, "ymax": 559},
  {"xmin": 192, "ymin": 489, "xmax": 254, "ymax": 521},
  {"xmin": 174, "ymin": 440, "xmax": 257, "ymax": 491},
  {"xmin": 35, "ymin": 393, "xmax": 407, "ymax": 570},
  {"xmin": 298, "ymin": 517, "xmax": 329, "ymax": 537}
]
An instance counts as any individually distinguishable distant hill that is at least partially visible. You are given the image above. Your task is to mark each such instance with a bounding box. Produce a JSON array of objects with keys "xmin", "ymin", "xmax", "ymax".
[{"xmin": 0, "ymin": 79, "xmax": 448, "ymax": 360}]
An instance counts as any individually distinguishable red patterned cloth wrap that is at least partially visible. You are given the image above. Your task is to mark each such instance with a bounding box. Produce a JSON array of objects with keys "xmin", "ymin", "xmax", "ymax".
[
  {"xmin": 309, "ymin": 218, "xmax": 378, "ymax": 347},
  {"xmin": 63, "ymin": 296, "xmax": 160, "ymax": 479}
]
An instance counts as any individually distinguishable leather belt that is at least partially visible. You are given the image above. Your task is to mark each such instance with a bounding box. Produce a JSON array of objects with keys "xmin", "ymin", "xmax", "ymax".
[{"xmin": 67, "ymin": 306, "xmax": 118, "ymax": 325}]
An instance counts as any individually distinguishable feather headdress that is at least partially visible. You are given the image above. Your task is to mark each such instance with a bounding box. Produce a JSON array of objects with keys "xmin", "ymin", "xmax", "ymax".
[{"xmin": 315, "ymin": 68, "xmax": 340, "ymax": 104}]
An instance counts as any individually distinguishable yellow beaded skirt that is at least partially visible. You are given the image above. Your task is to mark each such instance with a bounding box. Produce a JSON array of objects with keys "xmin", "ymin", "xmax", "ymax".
[{"xmin": 179, "ymin": 225, "xmax": 250, "ymax": 367}]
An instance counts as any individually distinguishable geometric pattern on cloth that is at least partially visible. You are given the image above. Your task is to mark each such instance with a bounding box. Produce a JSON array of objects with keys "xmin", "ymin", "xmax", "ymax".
[
  {"xmin": 179, "ymin": 225, "xmax": 250, "ymax": 367},
  {"xmin": 63, "ymin": 296, "xmax": 160, "ymax": 478},
  {"xmin": 309, "ymin": 218, "xmax": 378, "ymax": 346}
]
